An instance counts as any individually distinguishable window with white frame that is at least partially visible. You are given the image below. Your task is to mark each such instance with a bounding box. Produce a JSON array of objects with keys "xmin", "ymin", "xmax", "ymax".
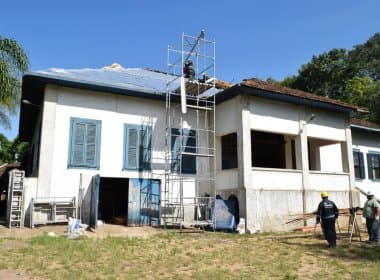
[
  {"xmin": 367, "ymin": 152, "xmax": 380, "ymax": 180},
  {"xmin": 353, "ymin": 150, "xmax": 365, "ymax": 179}
]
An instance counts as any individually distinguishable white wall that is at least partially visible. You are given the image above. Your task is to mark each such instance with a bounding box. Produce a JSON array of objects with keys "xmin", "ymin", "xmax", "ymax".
[
  {"xmin": 33, "ymin": 85, "xmax": 205, "ymax": 210},
  {"xmin": 352, "ymin": 129, "xmax": 380, "ymax": 205},
  {"xmin": 215, "ymin": 96, "xmax": 241, "ymax": 191}
]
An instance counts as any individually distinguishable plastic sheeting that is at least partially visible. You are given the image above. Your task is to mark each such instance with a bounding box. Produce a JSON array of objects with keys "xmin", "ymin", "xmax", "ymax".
[{"xmin": 213, "ymin": 198, "xmax": 237, "ymax": 230}]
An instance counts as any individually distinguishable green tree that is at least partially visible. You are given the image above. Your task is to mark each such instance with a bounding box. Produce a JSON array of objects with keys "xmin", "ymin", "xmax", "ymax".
[
  {"xmin": 0, "ymin": 36, "xmax": 29, "ymax": 128},
  {"xmin": 279, "ymin": 33, "xmax": 380, "ymax": 124},
  {"xmin": 286, "ymin": 48, "xmax": 348, "ymax": 99},
  {"xmin": 0, "ymin": 134, "xmax": 28, "ymax": 164}
]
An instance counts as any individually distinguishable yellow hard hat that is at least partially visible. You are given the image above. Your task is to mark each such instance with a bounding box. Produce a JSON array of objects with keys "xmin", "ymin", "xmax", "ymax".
[{"xmin": 321, "ymin": 191, "xmax": 328, "ymax": 198}]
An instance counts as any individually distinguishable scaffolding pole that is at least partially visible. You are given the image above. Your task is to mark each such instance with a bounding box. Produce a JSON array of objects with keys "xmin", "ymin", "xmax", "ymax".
[{"xmin": 162, "ymin": 30, "xmax": 216, "ymax": 230}]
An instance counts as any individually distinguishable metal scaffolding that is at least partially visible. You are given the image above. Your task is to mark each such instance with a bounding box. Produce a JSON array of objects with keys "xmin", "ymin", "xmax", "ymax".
[{"xmin": 162, "ymin": 31, "xmax": 216, "ymax": 229}]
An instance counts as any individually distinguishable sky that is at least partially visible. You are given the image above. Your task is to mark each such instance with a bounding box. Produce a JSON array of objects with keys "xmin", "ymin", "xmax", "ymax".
[{"xmin": 1, "ymin": 0, "xmax": 379, "ymax": 140}]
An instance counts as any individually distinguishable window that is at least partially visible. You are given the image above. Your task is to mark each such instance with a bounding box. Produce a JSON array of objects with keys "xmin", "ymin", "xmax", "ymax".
[
  {"xmin": 124, "ymin": 124, "xmax": 152, "ymax": 171},
  {"xmin": 171, "ymin": 128, "xmax": 196, "ymax": 174},
  {"xmin": 68, "ymin": 118, "xmax": 101, "ymax": 169},
  {"xmin": 221, "ymin": 133, "xmax": 237, "ymax": 169},
  {"xmin": 353, "ymin": 150, "xmax": 365, "ymax": 179},
  {"xmin": 367, "ymin": 152, "xmax": 380, "ymax": 180},
  {"xmin": 251, "ymin": 131, "xmax": 285, "ymax": 169}
]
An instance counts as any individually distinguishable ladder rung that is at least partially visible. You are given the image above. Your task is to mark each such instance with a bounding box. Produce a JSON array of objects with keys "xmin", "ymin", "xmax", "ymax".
[
  {"xmin": 180, "ymin": 152, "xmax": 215, "ymax": 157},
  {"xmin": 186, "ymin": 104, "xmax": 213, "ymax": 111}
]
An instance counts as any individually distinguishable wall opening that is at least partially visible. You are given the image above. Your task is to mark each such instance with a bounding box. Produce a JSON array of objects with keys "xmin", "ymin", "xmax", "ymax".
[
  {"xmin": 308, "ymin": 137, "xmax": 343, "ymax": 172},
  {"xmin": 251, "ymin": 130, "xmax": 299, "ymax": 170},
  {"xmin": 98, "ymin": 178, "xmax": 129, "ymax": 225},
  {"xmin": 221, "ymin": 133, "xmax": 237, "ymax": 169},
  {"xmin": 227, "ymin": 194, "xmax": 239, "ymax": 224}
]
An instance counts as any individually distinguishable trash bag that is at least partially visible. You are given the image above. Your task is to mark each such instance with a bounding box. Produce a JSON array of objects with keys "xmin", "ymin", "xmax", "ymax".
[{"xmin": 67, "ymin": 217, "xmax": 88, "ymax": 239}]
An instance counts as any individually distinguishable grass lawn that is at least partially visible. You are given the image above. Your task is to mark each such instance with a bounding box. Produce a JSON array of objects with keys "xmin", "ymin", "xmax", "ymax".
[{"xmin": 0, "ymin": 230, "xmax": 380, "ymax": 279}]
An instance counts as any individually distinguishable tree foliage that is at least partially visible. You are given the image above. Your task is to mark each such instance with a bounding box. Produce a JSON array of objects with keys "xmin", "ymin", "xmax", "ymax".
[
  {"xmin": 277, "ymin": 33, "xmax": 380, "ymax": 124},
  {"xmin": 0, "ymin": 36, "xmax": 29, "ymax": 128},
  {"xmin": 0, "ymin": 134, "xmax": 28, "ymax": 164}
]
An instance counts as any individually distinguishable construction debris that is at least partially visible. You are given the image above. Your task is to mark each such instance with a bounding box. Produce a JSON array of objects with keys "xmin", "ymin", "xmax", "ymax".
[{"xmin": 286, "ymin": 208, "xmax": 363, "ymax": 225}]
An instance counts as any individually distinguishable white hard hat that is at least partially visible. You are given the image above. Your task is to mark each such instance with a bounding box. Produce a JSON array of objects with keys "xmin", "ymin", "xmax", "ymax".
[{"xmin": 367, "ymin": 191, "xmax": 374, "ymax": 196}]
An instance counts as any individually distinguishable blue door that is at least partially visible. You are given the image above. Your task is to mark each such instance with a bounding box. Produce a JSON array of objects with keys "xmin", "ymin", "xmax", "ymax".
[
  {"xmin": 128, "ymin": 179, "xmax": 141, "ymax": 226},
  {"xmin": 128, "ymin": 178, "xmax": 160, "ymax": 226},
  {"xmin": 90, "ymin": 174, "xmax": 100, "ymax": 229}
]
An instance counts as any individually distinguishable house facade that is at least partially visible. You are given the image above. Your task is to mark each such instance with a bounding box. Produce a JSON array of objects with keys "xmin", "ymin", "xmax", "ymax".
[
  {"xmin": 19, "ymin": 66, "xmax": 362, "ymax": 230},
  {"xmin": 350, "ymin": 119, "xmax": 380, "ymax": 206}
]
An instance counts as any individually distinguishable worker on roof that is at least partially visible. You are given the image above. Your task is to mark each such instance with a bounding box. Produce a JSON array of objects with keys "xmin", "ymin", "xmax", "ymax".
[
  {"xmin": 363, "ymin": 191, "xmax": 379, "ymax": 243},
  {"xmin": 183, "ymin": 59, "xmax": 195, "ymax": 80},
  {"xmin": 316, "ymin": 191, "xmax": 339, "ymax": 248}
]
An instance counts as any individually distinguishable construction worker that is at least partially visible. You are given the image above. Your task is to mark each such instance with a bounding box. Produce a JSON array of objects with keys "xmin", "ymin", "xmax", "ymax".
[
  {"xmin": 363, "ymin": 191, "xmax": 379, "ymax": 243},
  {"xmin": 183, "ymin": 59, "xmax": 195, "ymax": 80},
  {"xmin": 316, "ymin": 191, "xmax": 339, "ymax": 248}
]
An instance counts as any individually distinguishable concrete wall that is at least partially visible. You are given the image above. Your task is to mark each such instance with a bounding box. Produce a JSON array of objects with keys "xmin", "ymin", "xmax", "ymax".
[
  {"xmin": 244, "ymin": 95, "xmax": 353, "ymax": 231},
  {"xmin": 352, "ymin": 129, "xmax": 380, "ymax": 206}
]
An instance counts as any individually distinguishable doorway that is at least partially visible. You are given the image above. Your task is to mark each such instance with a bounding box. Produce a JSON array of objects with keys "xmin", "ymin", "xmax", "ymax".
[
  {"xmin": 98, "ymin": 178, "xmax": 129, "ymax": 225},
  {"xmin": 91, "ymin": 176, "xmax": 160, "ymax": 228}
]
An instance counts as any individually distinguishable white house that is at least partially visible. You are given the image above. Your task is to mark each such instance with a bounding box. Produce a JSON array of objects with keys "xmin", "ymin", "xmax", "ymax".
[
  {"xmin": 350, "ymin": 119, "xmax": 380, "ymax": 206},
  {"xmin": 18, "ymin": 65, "xmax": 363, "ymax": 230}
]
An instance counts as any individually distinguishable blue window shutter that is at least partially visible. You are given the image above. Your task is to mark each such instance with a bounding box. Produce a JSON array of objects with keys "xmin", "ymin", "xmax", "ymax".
[
  {"xmin": 171, "ymin": 128, "xmax": 196, "ymax": 174},
  {"xmin": 359, "ymin": 152, "xmax": 365, "ymax": 179},
  {"xmin": 69, "ymin": 118, "xmax": 101, "ymax": 169},
  {"xmin": 72, "ymin": 122, "xmax": 86, "ymax": 165},
  {"xmin": 125, "ymin": 125, "xmax": 139, "ymax": 169},
  {"xmin": 368, "ymin": 153, "xmax": 374, "ymax": 180},
  {"xmin": 85, "ymin": 123, "xmax": 97, "ymax": 167},
  {"xmin": 140, "ymin": 127, "xmax": 152, "ymax": 170},
  {"xmin": 182, "ymin": 129, "xmax": 196, "ymax": 174},
  {"xmin": 124, "ymin": 124, "xmax": 152, "ymax": 170}
]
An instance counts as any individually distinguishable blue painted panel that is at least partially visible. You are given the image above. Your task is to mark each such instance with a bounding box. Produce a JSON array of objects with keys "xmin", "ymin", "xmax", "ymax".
[
  {"xmin": 128, "ymin": 178, "xmax": 160, "ymax": 226},
  {"xmin": 90, "ymin": 174, "xmax": 100, "ymax": 228},
  {"xmin": 140, "ymin": 179, "xmax": 150, "ymax": 225},
  {"xmin": 128, "ymin": 179, "xmax": 141, "ymax": 225},
  {"xmin": 212, "ymin": 199, "xmax": 237, "ymax": 230},
  {"xmin": 150, "ymin": 180, "xmax": 160, "ymax": 226}
]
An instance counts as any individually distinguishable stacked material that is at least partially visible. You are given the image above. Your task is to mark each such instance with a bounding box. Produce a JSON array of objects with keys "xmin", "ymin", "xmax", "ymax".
[{"xmin": 286, "ymin": 208, "xmax": 362, "ymax": 225}]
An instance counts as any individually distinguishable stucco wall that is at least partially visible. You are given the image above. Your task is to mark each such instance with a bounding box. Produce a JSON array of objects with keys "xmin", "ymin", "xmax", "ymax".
[
  {"xmin": 27, "ymin": 85, "xmax": 210, "ymax": 224},
  {"xmin": 352, "ymin": 129, "xmax": 380, "ymax": 206}
]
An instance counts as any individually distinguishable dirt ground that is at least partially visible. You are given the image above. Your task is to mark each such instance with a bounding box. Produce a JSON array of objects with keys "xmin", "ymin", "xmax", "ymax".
[
  {"xmin": 0, "ymin": 223, "xmax": 163, "ymax": 239},
  {"xmin": 0, "ymin": 223, "xmax": 163, "ymax": 279}
]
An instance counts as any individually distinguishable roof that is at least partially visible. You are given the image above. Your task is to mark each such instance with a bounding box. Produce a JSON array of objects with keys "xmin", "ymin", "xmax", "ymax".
[
  {"xmin": 241, "ymin": 78, "xmax": 360, "ymax": 111},
  {"xmin": 19, "ymin": 65, "xmax": 227, "ymax": 141},
  {"xmin": 19, "ymin": 64, "xmax": 362, "ymax": 141},
  {"xmin": 350, "ymin": 118, "xmax": 380, "ymax": 134},
  {"xmin": 216, "ymin": 77, "xmax": 362, "ymax": 114}
]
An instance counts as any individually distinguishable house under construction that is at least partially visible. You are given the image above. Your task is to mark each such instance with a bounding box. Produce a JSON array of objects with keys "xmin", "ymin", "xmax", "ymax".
[{"xmin": 10, "ymin": 31, "xmax": 369, "ymax": 231}]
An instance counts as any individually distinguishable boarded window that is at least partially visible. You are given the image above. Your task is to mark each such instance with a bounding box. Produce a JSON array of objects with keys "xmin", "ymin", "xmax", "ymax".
[
  {"xmin": 221, "ymin": 133, "xmax": 237, "ymax": 169},
  {"xmin": 124, "ymin": 124, "xmax": 152, "ymax": 171},
  {"xmin": 353, "ymin": 150, "xmax": 365, "ymax": 179},
  {"xmin": 251, "ymin": 131, "xmax": 285, "ymax": 169},
  {"xmin": 171, "ymin": 129, "xmax": 196, "ymax": 174},
  {"xmin": 68, "ymin": 118, "xmax": 101, "ymax": 169}
]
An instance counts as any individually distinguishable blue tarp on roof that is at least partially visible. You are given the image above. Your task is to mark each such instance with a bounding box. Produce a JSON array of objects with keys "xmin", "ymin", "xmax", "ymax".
[
  {"xmin": 34, "ymin": 65, "xmax": 221, "ymax": 97},
  {"xmin": 35, "ymin": 66, "xmax": 179, "ymax": 94}
]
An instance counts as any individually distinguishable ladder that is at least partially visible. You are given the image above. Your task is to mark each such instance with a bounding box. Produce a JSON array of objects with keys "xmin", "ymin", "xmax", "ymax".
[
  {"xmin": 7, "ymin": 170, "xmax": 25, "ymax": 228},
  {"xmin": 162, "ymin": 31, "xmax": 216, "ymax": 229}
]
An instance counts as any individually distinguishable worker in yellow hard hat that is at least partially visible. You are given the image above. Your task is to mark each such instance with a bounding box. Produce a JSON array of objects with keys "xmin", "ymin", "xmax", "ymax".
[{"xmin": 316, "ymin": 191, "xmax": 339, "ymax": 248}]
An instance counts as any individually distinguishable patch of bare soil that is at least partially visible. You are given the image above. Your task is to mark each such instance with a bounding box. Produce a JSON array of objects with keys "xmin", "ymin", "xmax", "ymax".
[
  {"xmin": 0, "ymin": 224, "xmax": 162, "ymax": 239},
  {"xmin": 0, "ymin": 269, "xmax": 43, "ymax": 280},
  {"xmin": 297, "ymin": 253, "xmax": 321, "ymax": 279},
  {"xmin": 87, "ymin": 224, "xmax": 163, "ymax": 238}
]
